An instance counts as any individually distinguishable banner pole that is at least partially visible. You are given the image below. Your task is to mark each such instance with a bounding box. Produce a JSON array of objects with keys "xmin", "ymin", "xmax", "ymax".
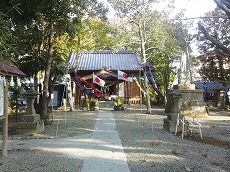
[{"xmin": 139, "ymin": 70, "xmax": 143, "ymax": 121}]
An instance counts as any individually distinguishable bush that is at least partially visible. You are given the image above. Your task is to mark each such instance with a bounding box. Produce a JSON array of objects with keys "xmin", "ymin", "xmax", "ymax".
[
  {"xmin": 9, "ymin": 85, "xmax": 27, "ymax": 114},
  {"xmin": 113, "ymin": 97, "xmax": 124, "ymax": 111},
  {"xmin": 41, "ymin": 113, "xmax": 53, "ymax": 125},
  {"xmin": 89, "ymin": 99, "xmax": 98, "ymax": 111}
]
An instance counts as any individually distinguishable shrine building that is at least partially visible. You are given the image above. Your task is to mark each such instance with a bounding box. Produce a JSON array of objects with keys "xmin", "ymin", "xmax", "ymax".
[{"xmin": 74, "ymin": 50, "xmax": 144, "ymax": 104}]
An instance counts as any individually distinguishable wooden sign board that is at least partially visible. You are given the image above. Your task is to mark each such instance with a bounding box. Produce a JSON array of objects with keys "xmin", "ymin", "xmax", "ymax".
[{"xmin": 0, "ymin": 81, "xmax": 4, "ymax": 116}]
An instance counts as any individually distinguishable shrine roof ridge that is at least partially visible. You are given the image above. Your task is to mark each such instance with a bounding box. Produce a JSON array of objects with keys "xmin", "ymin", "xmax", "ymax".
[{"xmin": 77, "ymin": 50, "xmax": 142, "ymax": 71}]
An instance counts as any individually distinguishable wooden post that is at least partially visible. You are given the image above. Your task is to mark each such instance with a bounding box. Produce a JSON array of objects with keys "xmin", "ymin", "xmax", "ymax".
[
  {"xmin": 2, "ymin": 82, "xmax": 8, "ymax": 157},
  {"xmin": 139, "ymin": 70, "xmax": 143, "ymax": 115},
  {"xmin": 130, "ymin": 78, "xmax": 133, "ymax": 113},
  {"xmin": 123, "ymin": 81, "xmax": 126, "ymax": 104},
  {"xmin": 72, "ymin": 81, "xmax": 76, "ymax": 109},
  {"xmin": 125, "ymin": 81, "xmax": 127, "ymax": 104}
]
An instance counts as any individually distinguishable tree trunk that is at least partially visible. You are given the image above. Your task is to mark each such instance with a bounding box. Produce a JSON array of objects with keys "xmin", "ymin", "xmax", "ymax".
[
  {"xmin": 138, "ymin": 21, "xmax": 151, "ymax": 113},
  {"xmin": 143, "ymin": 68, "xmax": 151, "ymax": 113},
  {"xmin": 40, "ymin": 8, "xmax": 54, "ymax": 118},
  {"xmin": 164, "ymin": 66, "xmax": 170, "ymax": 106}
]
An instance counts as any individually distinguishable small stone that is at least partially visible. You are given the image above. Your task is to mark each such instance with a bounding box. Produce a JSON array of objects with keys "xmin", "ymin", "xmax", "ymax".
[
  {"xmin": 211, "ymin": 162, "xmax": 221, "ymax": 166},
  {"xmin": 171, "ymin": 150, "xmax": 179, "ymax": 155},
  {"xmin": 151, "ymin": 140, "xmax": 161, "ymax": 146},
  {"xmin": 201, "ymin": 153, "xmax": 208, "ymax": 158},
  {"xmin": 185, "ymin": 166, "xmax": 192, "ymax": 171}
]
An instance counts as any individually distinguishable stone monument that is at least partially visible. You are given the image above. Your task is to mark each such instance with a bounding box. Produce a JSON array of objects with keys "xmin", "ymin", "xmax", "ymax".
[{"xmin": 163, "ymin": 52, "xmax": 208, "ymax": 133}]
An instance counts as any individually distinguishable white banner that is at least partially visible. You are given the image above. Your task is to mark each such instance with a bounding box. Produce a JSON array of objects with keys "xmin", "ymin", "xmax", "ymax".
[
  {"xmin": 93, "ymin": 74, "xmax": 105, "ymax": 86},
  {"xmin": 119, "ymin": 83, "xmax": 124, "ymax": 97},
  {"xmin": 118, "ymin": 70, "xmax": 133, "ymax": 82}
]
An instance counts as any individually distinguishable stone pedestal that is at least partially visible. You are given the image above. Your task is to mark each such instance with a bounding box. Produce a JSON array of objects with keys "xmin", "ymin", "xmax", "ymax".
[
  {"xmin": 163, "ymin": 90, "xmax": 188, "ymax": 133},
  {"xmin": 17, "ymin": 84, "xmax": 44, "ymax": 134}
]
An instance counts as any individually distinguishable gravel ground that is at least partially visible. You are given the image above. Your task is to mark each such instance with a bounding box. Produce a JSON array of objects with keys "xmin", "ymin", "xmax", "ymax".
[
  {"xmin": 0, "ymin": 105, "xmax": 230, "ymax": 172},
  {"xmin": 0, "ymin": 110, "xmax": 97, "ymax": 172},
  {"xmin": 0, "ymin": 149, "xmax": 83, "ymax": 172},
  {"xmin": 41, "ymin": 110, "xmax": 98, "ymax": 138},
  {"xmin": 113, "ymin": 105, "xmax": 230, "ymax": 172}
]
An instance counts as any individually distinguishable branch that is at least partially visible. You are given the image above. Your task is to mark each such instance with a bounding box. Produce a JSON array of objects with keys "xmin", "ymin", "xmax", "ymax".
[
  {"xmin": 221, "ymin": 0, "xmax": 230, "ymax": 9},
  {"xmin": 198, "ymin": 22, "xmax": 230, "ymax": 55},
  {"xmin": 145, "ymin": 47, "xmax": 159, "ymax": 52},
  {"xmin": 214, "ymin": 0, "xmax": 230, "ymax": 19},
  {"xmin": 172, "ymin": 16, "xmax": 228, "ymax": 21}
]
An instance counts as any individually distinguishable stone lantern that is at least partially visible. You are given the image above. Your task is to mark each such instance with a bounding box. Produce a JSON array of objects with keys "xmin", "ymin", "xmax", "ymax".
[
  {"xmin": 17, "ymin": 83, "xmax": 44, "ymax": 134},
  {"xmin": 23, "ymin": 83, "xmax": 39, "ymax": 116},
  {"xmin": 163, "ymin": 89, "xmax": 188, "ymax": 133}
]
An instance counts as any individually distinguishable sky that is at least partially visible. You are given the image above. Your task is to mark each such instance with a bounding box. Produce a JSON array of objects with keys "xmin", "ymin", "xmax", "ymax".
[
  {"xmin": 171, "ymin": 0, "xmax": 217, "ymax": 18},
  {"xmin": 100, "ymin": 0, "xmax": 217, "ymax": 19},
  {"xmin": 99, "ymin": 0, "xmax": 217, "ymax": 55}
]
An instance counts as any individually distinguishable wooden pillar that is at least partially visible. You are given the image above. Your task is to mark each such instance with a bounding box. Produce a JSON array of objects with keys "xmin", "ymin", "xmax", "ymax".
[
  {"xmin": 2, "ymin": 82, "xmax": 8, "ymax": 156},
  {"xmin": 72, "ymin": 81, "xmax": 76, "ymax": 107}
]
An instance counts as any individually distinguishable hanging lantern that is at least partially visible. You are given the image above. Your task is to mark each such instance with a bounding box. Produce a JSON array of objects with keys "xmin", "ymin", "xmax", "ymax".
[
  {"xmin": 17, "ymin": 77, "xmax": 21, "ymax": 87},
  {"xmin": 30, "ymin": 77, "xmax": 34, "ymax": 83},
  {"xmin": 10, "ymin": 76, "xmax": 14, "ymax": 87},
  {"xmin": 3, "ymin": 76, "xmax": 6, "ymax": 86}
]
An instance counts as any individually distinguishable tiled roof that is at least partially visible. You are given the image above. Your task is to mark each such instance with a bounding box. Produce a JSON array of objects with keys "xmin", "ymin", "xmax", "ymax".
[
  {"xmin": 194, "ymin": 81, "xmax": 225, "ymax": 90},
  {"xmin": 77, "ymin": 50, "xmax": 142, "ymax": 71},
  {"xmin": 0, "ymin": 60, "xmax": 26, "ymax": 76}
]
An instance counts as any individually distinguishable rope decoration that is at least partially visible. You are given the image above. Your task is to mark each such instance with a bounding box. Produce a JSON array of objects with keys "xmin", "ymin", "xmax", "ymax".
[
  {"xmin": 102, "ymin": 81, "xmax": 117, "ymax": 88},
  {"xmin": 133, "ymin": 77, "xmax": 149, "ymax": 96}
]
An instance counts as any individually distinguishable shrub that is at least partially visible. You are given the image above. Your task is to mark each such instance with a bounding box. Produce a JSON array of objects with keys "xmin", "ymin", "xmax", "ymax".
[
  {"xmin": 89, "ymin": 99, "xmax": 98, "ymax": 111},
  {"xmin": 113, "ymin": 97, "xmax": 124, "ymax": 111}
]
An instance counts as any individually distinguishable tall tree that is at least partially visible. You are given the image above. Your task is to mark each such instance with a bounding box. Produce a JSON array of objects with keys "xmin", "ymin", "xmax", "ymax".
[
  {"xmin": 144, "ymin": 10, "xmax": 192, "ymax": 98},
  {"xmin": 0, "ymin": 0, "xmax": 108, "ymax": 117},
  {"xmin": 109, "ymin": 0, "xmax": 159, "ymax": 113},
  {"xmin": 214, "ymin": 0, "xmax": 230, "ymax": 19},
  {"xmin": 1, "ymin": 0, "xmax": 78, "ymax": 117},
  {"xmin": 197, "ymin": 8, "xmax": 230, "ymax": 85},
  {"xmin": 0, "ymin": 8, "xmax": 20, "ymax": 60},
  {"xmin": 198, "ymin": 0, "xmax": 230, "ymax": 55},
  {"xmin": 108, "ymin": 0, "xmax": 190, "ymax": 108}
]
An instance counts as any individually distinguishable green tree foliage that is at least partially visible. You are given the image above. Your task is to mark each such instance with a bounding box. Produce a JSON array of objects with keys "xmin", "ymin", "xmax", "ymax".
[
  {"xmin": 197, "ymin": 8, "xmax": 230, "ymax": 85},
  {"xmin": 0, "ymin": 9, "xmax": 20, "ymax": 60},
  {"xmin": 78, "ymin": 18, "xmax": 115, "ymax": 50},
  {"xmin": 53, "ymin": 0, "xmax": 109, "ymax": 54},
  {"xmin": 0, "ymin": 0, "xmax": 79, "ymax": 116},
  {"xmin": 109, "ymin": 0, "xmax": 160, "ymax": 112},
  {"xmin": 146, "ymin": 11, "xmax": 190, "ymax": 97},
  {"xmin": 0, "ymin": 0, "xmax": 108, "ymax": 117},
  {"xmin": 108, "ymin": 0, "xmax": 191, "ymax": 106},
  {"xmin": 198, "ymin": 0, "xmax": 230, "ymax": 55}
]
